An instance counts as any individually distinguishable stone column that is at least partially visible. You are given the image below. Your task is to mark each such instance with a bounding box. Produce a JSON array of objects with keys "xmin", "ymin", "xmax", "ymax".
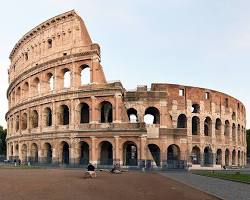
[
  {"xmin": 140, "ymin": 136, "xmax": 147, "ymax": 168},
  {"xmin": 114, "ymin": 93, "xmax": 122, "ymax": 123},
  {"xmin": 114, "ymin": 136, "xmax": 120, "ymax": 165},
  {"xmin": 90, "ymin": 96, "xmax": 98, "ymax": 123},
  {"xmin": 90, "ymin": 137, "xmax": 97, "ymax": 166},
  {"xmin": 52, "ymin": 144, "xmax": 59, "ymax": 165}
]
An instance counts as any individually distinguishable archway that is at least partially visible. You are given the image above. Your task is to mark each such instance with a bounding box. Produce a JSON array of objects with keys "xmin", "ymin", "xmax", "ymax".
[
  {"xmin": 204, "ymin": 147, "xmax": 213, "ymax": 165},
  {"xmin": 80, "ymin": 142, "xmax": 89, "ymax": 165},
  {"xmin": 80, "ymin": 65, "xmax": 91, "ymax": 85},
  {"xmin": 216, "ymin": 149, "xmax": 222, "ymax": 165},
  {"xmin": 191, "ymin": 146, "xmax": 200, "ymax": 164},
  {"xmin": 192, "ymin": 116, "xmax": 200, "ymax": 135},
  {"xmin": 204, "ymin": 117, "xmax": 212, "ymax": 136},
  {"xmin": 44, "ymin": 107, "xmax": 52, "ymax": 127},
  {"xmin": 144, "ymin": 107, "xmax": 160, "ymax": 124},
  {"xmin": 59, "ymin": 105, "xmax": 69, "ymax": 125},
  {"xmin": 127, "ymin": 108, "xmax": 138, "ymax": 123},
  {"xmin": 100, "ymin": 141, "xmax": 113, "ymax": 165},
  {"xmin": 79, "ymin": 103, "xmax": 89, "ymax": 123},
  {"xmin": 238, "ymin": 151, "xmax": 241, "ymax": 166},
  {"xmin": 61, "ymin": 142, "xmax": 69, "ymax": 164},
  {"xmin": 21, "ymin": 144, "xmax": 27, "ymax": 163},
  {"xmin": 44, "ymin": 143, "xmax": 52, "ymax": 164},
  {"xmin": 148, "ymin": 144, "xmax": 161, "ymax": 167},
  {"xmin": 232, "ymin": 150, "xmax": 236, "ymax": 165},
  {"xmin": 123, "ymin": 141, "xmax": 138, "ymax": 166},
  {"xmin": 177, "ymin": 114, "xmax": 187, "ymax": 128},
  {"xmin": 31, "ymin": 110, "xmax": 39, "ymax": 128},
  {"xmin": 31, "ymin": 143, "xmax": 38, "ymax": 164},
  {"xmin": 225, "ymin": 149, "xmax": 230, "ymax": 166},
  {"xmin": 100, "ymin": 101, "xmax": 113, "ymax": 123}
]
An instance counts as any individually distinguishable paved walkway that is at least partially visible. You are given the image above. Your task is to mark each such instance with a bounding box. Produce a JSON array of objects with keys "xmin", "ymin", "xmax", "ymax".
[{"xmin": 160, "ymin": 172, "xmax": 250, "ymax": 200}]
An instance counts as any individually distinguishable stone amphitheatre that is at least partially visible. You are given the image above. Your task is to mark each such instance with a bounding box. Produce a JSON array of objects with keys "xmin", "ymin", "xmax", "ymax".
[{"xmin": 5, "ymin": 10, "xmax": 247, "ymax": 169}]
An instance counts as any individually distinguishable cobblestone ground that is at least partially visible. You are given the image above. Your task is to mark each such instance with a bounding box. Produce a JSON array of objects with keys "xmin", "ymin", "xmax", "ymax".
[
  {"xmin": 160, "ymin": 171, "xmax": 250, "ymax": 200},
  {"xmin": 0, "ymin": 168, "xmax": 219, "ymax": 200}
]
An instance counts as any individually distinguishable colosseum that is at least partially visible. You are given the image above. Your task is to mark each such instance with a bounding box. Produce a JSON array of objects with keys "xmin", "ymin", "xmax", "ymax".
[{"xmin": 5, "ymin": 10, "xmax": 247, "ymax": 169}]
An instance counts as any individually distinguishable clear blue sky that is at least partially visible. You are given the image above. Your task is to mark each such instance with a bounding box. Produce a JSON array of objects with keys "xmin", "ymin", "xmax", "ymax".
[{"xmin": 0, "ymin": 0, "xmax": 249, "ymax": 128}]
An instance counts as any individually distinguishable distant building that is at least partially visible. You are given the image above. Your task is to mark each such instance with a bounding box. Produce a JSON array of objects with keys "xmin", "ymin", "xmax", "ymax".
[{"xmin": 5, "ymin": 10, "xmax": 247, "ymax": 169}]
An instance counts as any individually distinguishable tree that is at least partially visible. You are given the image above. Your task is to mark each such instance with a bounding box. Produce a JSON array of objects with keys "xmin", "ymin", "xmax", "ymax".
[
  {"xmin": 247, "ymin": 129, "xmax": 250, "ymax": 158},
  {"xmin": 0, "ymin": 126, "xmax": 7, "ymax": 155}
]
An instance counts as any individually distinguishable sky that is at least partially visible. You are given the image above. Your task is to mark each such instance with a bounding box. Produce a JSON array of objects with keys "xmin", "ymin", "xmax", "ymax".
[{"xmin": 0, "ymin": 0, "xmax": 249, "ymax": 128}]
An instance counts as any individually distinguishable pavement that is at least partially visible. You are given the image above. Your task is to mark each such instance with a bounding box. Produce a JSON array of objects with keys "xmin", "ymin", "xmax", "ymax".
[{"xmin": 160, "ymin": 171, "xmax": 250, "ymax": 200}]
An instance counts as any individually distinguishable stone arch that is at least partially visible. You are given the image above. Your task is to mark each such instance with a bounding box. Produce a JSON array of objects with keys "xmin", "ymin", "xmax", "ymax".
[
  {"xmin": 79, "ymin": 103, "xmax": 90, "ymax": 124},
  {"xmin": 191, "ymin": 103, "xmax": 200, "ymax": 113},
  {"xmin": 44, "ymin": 107, "xmax": 52, "ymax": 127},
  {"xmin": 31, "ymin": 110, "xmax": 39, "ymax": 128},
  {"xmin": 16, "ymin": 86, "xmax": 21, "ymax": 102},
  {"xmin": 216, "ymin": 149, "xmax": 222, "ymax": 165},
  {"xmin": 22, "ymin": 82, "xmax": 29, "ymax": 99},
  {"xmin": 144, "ymin": 107, "xmax": 160, "ymax": 125},
  {"xmin": 45, "ymin": 72, "xmax": 54, "ymax": 91},
  {"xmin": 192, "ymin": 116, "xmax": 200, "ymax": 135},
  {"xmin": 148, "ymin": 144, "xmax": 161, "ymax": 167},
  {"xmin": 15, "ymin": 115, "xmax": 20, "ymax": 132},
  {"xmin": 127, "ymin": 108, "xmax": 138, "ymax": 123},
  {"xmin": 167, "ymin": 144, "xmax": 180, "ymax": 161},
  {"xmin": 232, "ymin": 123, "xmax": 236, "ymax": 142},
  {"xmin": 123, "ymin": 141, "xmax": 138, "ymax": 166},
  {"xmin": 204, "ymin": 117, "xmax": 212, "ymax": 136},
  {"xmin": 215, "ymin": 118, "xmax": 222, "ymax": 137},
  {"xmin": 31, "ymin": 77, "xmax": 40, "ymax": 94},
  {"xmin": 80, "ymin": 64, "xmax": 91, "ymax": 85},
  {"xmin": 43, "ymin": 143, "xmax": 52, "ymax": 164},
  {"xmin": 79, "ymin": 141, "xmax": 89, "ymax": 165},
  {"xmin": 59, "ymin": 104, "xmax": 70, "ymax": 125},
  {"xmin": 60, "ymin": 141, "xmax": 70, "ymax": 164},
  {"xmin": 100, "ymin": 101, "xmax": 113, "ymax": 123},
  {"xmin": 204, "ymin": 146, "xmax": 213, "ymax": 165},
  {"xmin": 191, "ymin": 146, "xmax": 201, "ymax": 164},
  {"xmin": 21, "ymin": 144, "xmax": 28, "ymax": 163},
  {"xmin": 99, "ymin": 141, "xmax": 113, "ymax": 165},
  {"xmin": 224, "ymin": 120, "xmax": 230, "ymax": 137},
  {"xmin": 225, "ymin": 149, "xmax": 230, "ymax": 166},
  {"xmin": 238, "ymin": 150, "xmax": 241, "ymax": 166},
  {"xmin": 30, "ymin": 143, "xmax": 38, "ymax": 164},
  {"xmin": 62, "ymin": 68, "xmax": 71, "ymax": 88},
  {"xmin": 21, "ymin": 113, "xmax": 28, "ymax": 130},
  {"xmin": 177, "ymin": 114, "xmax": 187, "ymax": 128},
  {"xmin": 232, "ymin": 149, "xmax": 236, "ymax": 165}
]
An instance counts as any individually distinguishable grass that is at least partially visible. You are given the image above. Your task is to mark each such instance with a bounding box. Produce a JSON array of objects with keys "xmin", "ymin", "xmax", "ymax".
[{"xmin": 194, "ymin": 171, "xmax": 250, "ymax": 183}]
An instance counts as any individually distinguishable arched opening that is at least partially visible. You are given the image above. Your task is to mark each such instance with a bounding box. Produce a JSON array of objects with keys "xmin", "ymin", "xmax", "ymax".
[
  {"xmin": 46, "ymin": 73, "xmax": 54, "ymax": 91},
  {"xmin": 15, "ymin": 115, "xmax": 19, "ymax": 132},
  {"xmin": 204, "ymin": 147, "xmax": 213, "ymax": 165},
  {"xmin": 177, "ymin": 114, "xmax": 187, "ymax": 128},
  {"xmin": 238, "ymin": 151, "xmax": 241, "ymax": 166},
  {"xmin": 31, "ymin": 110, "xmax": 39, "ymax": 128},
  {"xmin": 237, "ymin": 125, "xmax": 241, "ymax": 143},
  {"xmin": 100, "ymin": 101, "xmax": 113, "ymax": 123},
  {"xmin": 61, "ymin": 142, "xmax": 69, "ymax": 164},
  {"xmin": 15, "ymin": 144, "xmax": 19, "ymax": 158},
  {"xmin": 224, "ymin": 120, "xmax": 230, "ymax": 137},
  {"xmin": 192, "ymin": 116, "xmax": 200, "ymax": 135},
  {"xmin": 144, "ymin": 107, "xmax": 160, "ymax": 125},
  {"xmin": 44, "ymin": 107, "xmax": 52, "ymax": 127},
  {"xmin": 167, "ymin": 144, "xmax": 180, "ymax": 161},
  {"xmin": 100, "ymin": 141, "xmax": 113, "ymax": 165},
  {"xmin": 191, "ymin": 104, "xmax": 200, "ymax": 113},
  {"xmin": 225, "ymin": 149, "xmax": 230, "ymax": 166},
  {"xmin": 204, "ymin": 117, "xmax": 212, "ymax": 136},
  {"xmin": 30, "ymin": 143, "xmax": 38, "ymax": 164},
  {"xmin": 232, "ymin": 123, "xmax": 236, "ymax": 142},
  {"xmin": 21, "ymin": 113, "xmax": 27, "ymax": 130},
  {"xmin": 79, "ymin": 142, "xmax": 89, "ymax": 165},
  {"xmin": 21, "ymin": 144, "xmax": 27, "ymax": 163},
  {"xmin": 44, "ymin": 143, "xmax": 52, "ymax": 164},
  {"xmin": 232, "ymin": 150, "xmax": 236, "ymax": 165},
  {"xmin": 215, "ymin": 118, "xmax": 222, "ymax": 137},
  {"xmin": 63, "ymin": 69, "xmax": 71, "ymax": 88},
  {"xmin": 232, "ymin": 112, "xmax": 236, "ymax": 120},
  {"xmin": 123, "ymin": 141, "xmax": 138, "ymax": 166},
  {"xmin": 148, "ymin": 144, "xmax": 161, "ymax": 167},
  {"xmin": 59, "ymin": 105, "xmax": 69, "ymax": 125},
  {"xmin": 216, "ymin": 149, "xmax": 222, "ymax": 165},
  {"xmin": 191, "ymin": 146, "xmax": 200, "ymax": 164},
  {"xmin": 22, "ymin": 82, "xmax": 29, "ymax": 98},
  {"xmin": 127, "ymin": 108, "xmax": 138, "ymax": 123},
  {"xmin": 79, "ymin": 103, "xmax": 89, "ymax": 123},
  {"xmin": 16, "ymin": 87, "xmax": 21, "ymax": 102},
  {"xmin": 32, "ymin": 77, "xmax": 40, "ymax": 94},
  {"xmin": 80, "ymin": 65, "xmax": 91, "ymax": 85}
]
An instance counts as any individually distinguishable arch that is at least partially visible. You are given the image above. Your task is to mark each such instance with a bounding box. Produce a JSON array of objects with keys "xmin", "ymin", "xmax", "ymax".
[
  {"xmin": 225, "ymin": 149, "xmax": 230, "ymax": 166},
  {"xmin": 148, "ymin": 144, "xmax": 161, "ymax": 167},
  {"xmin": 79, "ymin": 103, "xmax": 90, "ymax": 124},
  {"xmin": 61, "ymin": 141, "xmax": 69, "ymax": 164},
  {"xmin": 45, "ymin": 73, "xmax": 54, "ymax": 91},
  {"xmin": 192, "ymin": 116, "xmax": 200, "ymax": 135},
  {"xmin": 224, "ymin": 120, "xmax": 230, "ymax": 137},
  {"xmin": 63, "ymin": 68, "xmax": 71, "ymax": 88},
  {"xmin": 31, "ymin": 77, "xmax": 40, "ymax": 94},
  {"xmin": 167, "ymin": 144, "xmax": 180, "ymax": 161},
  {"xmin": 79, "ymin": 141, "xmax": 89, "ymax": 165},
  {"xmin": 191, "ymin": 146, "xmax": 200, "ymax": 164},
  {"xmin": 59, "ymin": 105, "xmax": 69, "ymax": 125},
  {"xmin": 31, "ymin": 110, "xmax": 39, "ymax": 128},
  {"xmin": 80, "ymin": 65, "xmax": 91, "ymax": 85},
  {"xmin": 204, "ymin": 117, "xmax": 212, "ymax": 136},
  {"xmin": 100, "ymin": 101, "xmax": 113, "ymax": 123},
  {"xmin": 30, "ymin": 143, "xmax": 38, "ymax": 164},
  {"xmin": 144, "ymin": 107, "xmax": 160, "ymax": 125},
  {"xmin": 21, "ymin": 144, "xmax": 28, "ymax": 163},
  {"xmin": 99, "ymin": 141, "xmax": 113, "ymax": 165},
  {"xmin": 21, "ymin": 113, "xmax": 28, "ymax": 130},
  {"xmin": 215, "ymin": 118, "xmax": 222, "ymax": 137},
  {"xmin": 44, "ymin": 143, "xmax": 52, "ymax": 164},
  {"xmin": 177, "ymin": 114, "xmax": 187, "ymax": 128},
  {"xmin": 44, "ymin": 107, "xmax": 52, "ymax": 127},
  {"xmin": 127, "ymin": 108, "xmax": 138, "ymax": 123},
  {"xmin": 204, "ymin": 146, "xmax": 213, "ymax": 165},
  {"xmin": 232, "ymin": 112, "xmax": 236, "ymax": 120},
  {"xmin": 22, "ymin": 82, "xmax": 29, "ymax": 99},
  {"xmin": 191, "ymin": 104, "xmax": 200, "ymax": 113},
  {"xmin": 238, "ymin": 150, "xmax": 241, "ymax": 166},
  {"xmin": 16, "ymin": 87, "xmax": 21, "ymax": 101},
  {"xmin": 123, "ymin": 141, "xmax": 138, "ymax": 166},
  {"xmin": 216, "ymin": 149, "xmax": 222, "ymax": 165},
  {"xmin": 237, "ymin": 125, "xmax": 241, "ymax": 143},
  {"xmin": 15, "ymin": 115, "xmax": 20, "ymax": 132},
  {"xmin": 232, "ymin": 123, "xmax": 236, "ymax": 142},
  {"xmin": 232, "ymin": 149, "xmax": 236, "ymax": 165}
]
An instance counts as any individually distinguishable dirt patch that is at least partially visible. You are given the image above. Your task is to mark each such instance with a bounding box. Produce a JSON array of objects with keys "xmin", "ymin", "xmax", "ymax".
[{"xmin": 0, "ymin": 168, "xmax": 219, "ymax": 200}]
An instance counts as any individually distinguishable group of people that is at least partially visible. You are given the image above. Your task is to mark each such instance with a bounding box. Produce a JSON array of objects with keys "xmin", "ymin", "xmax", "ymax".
[
  {"xmin": 84, "ymin": 163, "xmax": 122, "ymax": 178},
  {"xmin": 13, "ymin": 159, "xmax": 21, "ymax": 166}
]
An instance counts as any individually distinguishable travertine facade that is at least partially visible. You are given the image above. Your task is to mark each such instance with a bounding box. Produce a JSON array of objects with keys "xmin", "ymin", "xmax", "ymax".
[{"xmin": 6, "ymin": 10, "xmax": 247, "ymax": 169}]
